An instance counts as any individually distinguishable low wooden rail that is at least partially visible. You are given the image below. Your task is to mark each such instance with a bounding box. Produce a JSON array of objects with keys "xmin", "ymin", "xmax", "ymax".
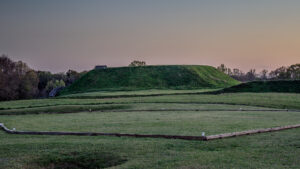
[
  {"xmin": 206, "ymin": 124, "xmax": 300, "ymax": 140},
  {"xmin": 0, "ymin": 123, "xmax": 206, "ymax": 141},
  {"xmin": 1, "ymin": 123, "xmax": 300, "ymax": 141}
]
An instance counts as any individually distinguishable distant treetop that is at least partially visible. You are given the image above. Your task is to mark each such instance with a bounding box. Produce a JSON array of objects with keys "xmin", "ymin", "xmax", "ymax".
[{"xmin": 129, "ymin": 60, "xmax": 146, "ymax": 67}]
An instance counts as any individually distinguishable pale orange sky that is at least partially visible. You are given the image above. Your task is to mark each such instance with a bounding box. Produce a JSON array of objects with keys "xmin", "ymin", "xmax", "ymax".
[{"xmin": 0, "ymin": 0, "xmax": 299, "ymax": 73}]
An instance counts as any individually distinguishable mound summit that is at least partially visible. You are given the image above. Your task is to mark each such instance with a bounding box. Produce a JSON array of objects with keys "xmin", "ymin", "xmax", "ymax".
[{"xmin": 60, "ymin": 65, "xmax": 240, "ymax": 95}]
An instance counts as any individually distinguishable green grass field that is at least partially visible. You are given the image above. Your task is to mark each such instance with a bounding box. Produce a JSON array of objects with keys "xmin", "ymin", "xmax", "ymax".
[
  {"xmin": 58, "ymin": 89, "xmax": 219, "ymax": 99},
  {"xmin": 1, "ymin": 91, "xmax": 300, "ymax": 168}
]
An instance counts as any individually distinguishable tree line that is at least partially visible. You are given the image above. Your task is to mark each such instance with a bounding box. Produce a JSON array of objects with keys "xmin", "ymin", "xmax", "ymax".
[
  {"xmin": 1, "ymin": 55, "xmax": 299, "ymax": 101},
  {"xmin": 217, "ymin": 63, "xmax": 300, "ymax": 82},
  {"xmin": 0, "ymin": 55, "xmax": 86, "ymax": 101}
]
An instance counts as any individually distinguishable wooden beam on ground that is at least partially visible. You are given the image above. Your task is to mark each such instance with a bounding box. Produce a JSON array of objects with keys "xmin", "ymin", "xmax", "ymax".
[
  {"xmin": 0, "ymin": 123, "xmax": 206, "ymax": 141},
  {"xmin": 1, "ymin": 123, "xmax": 300, "ymax": 141},
  {"xmin": 206, "ymin": 124, "xmax": 300, "ymax": 140}
]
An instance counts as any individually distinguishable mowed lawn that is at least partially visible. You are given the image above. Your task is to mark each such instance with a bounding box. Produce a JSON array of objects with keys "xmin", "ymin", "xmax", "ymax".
[
  {"xmin": 1, "ymin": 92, "xmax": 300, "ymax": 110},
  {"xmin": 1, "ymin": 92, "xmax": 300, "ymax": 168},
  {"xmin": 57, "ymin": 89, "xmax": 219, "ymax": 99}
]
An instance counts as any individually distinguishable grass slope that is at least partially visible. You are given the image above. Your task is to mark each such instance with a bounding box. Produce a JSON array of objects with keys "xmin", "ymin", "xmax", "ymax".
[
  {"xmin": 216, "ymin": 80, "xmax": 300, "ymax": 93},
  {"xmin": 60, "ymin": 65, "xmax": 239, "ymax": 95}
]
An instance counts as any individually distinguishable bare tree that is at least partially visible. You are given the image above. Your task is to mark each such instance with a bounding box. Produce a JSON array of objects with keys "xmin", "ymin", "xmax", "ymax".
[
  {"xmin": 260, "ymin": 69, "xmax": 268, "ymax": 80},
  {"xmin": 287, "ymin": 64, "xmax": 300, "ymax": 80},
  {"xmin": 269, "ymin": 66, "xmax": 290, "ymax": 80},
  {"xmin": 246, "ymin": 69, "xmax": 257, "ymax": 81}
]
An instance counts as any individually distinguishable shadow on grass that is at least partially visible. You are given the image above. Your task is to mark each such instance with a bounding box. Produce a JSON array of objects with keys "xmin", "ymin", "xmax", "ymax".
[
  {"xmin": 0, "ymin": 105, "xmax": 131, "ymax": 115},
  {"xmin": 32, "ymin": 151, "xmax": 127, "ymax": 169}
]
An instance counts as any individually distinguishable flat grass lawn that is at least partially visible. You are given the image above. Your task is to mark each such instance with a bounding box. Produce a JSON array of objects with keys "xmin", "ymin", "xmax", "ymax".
[
  {"xmin": 58, "ymin": 89, "xmax": 218, "ymax": 98},
  {"xmin": 1, "ymin": 93, "xmax": 300, "ymax": 110},
  {"xmin": 1, "ymin": 92, "xmax": 300, "ymax": 168},
  {"xmin": 1, "ymin": 109, "xmax": 300, "ymax": 135},
  {"xmin": 0, "ymin": 103, "xmax": 277, "ymax": 115}
]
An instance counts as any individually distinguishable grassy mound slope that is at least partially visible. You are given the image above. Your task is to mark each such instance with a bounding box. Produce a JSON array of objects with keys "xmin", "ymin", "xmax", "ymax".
[
  {"xmin": 60, "ymin": 65, "xmax": 239, "ymax": 95},
  {"xmin": 216, "ymin": 80, "xmax": 300, "ymax": 93}
]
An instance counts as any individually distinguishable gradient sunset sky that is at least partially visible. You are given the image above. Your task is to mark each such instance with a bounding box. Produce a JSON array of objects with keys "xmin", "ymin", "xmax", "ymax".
[{"xmin": 1, "ymin": 0, "xmax": 299, "ymax": 73}]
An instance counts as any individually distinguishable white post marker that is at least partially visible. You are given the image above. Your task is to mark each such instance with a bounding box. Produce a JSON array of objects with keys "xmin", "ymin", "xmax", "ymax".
[{"xmin": 202, "ymin": 132, "xmax": 205, "ymax": 136}]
